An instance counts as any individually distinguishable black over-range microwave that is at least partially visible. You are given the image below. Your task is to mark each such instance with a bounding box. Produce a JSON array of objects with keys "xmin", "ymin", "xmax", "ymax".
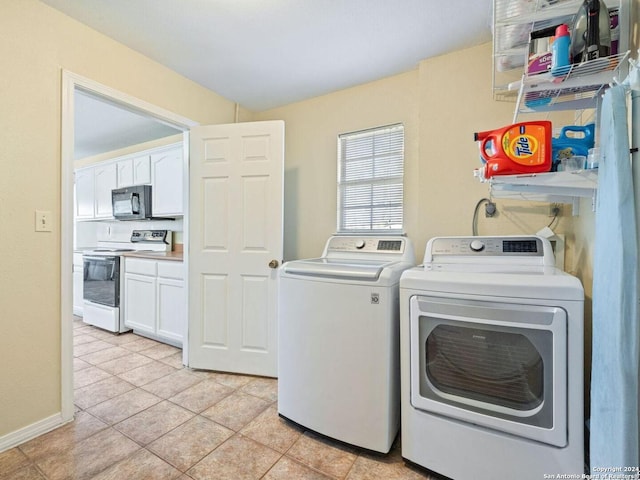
[{"xmin": 112, "ymin": 185, "xmax": 153, "ymax": 220}]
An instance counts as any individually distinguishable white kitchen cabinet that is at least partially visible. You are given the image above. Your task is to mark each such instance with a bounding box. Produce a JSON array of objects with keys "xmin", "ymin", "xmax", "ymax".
[
  {"xmin": 74, "ymin": 167, "xmax": 95, "ymax": 220},
  {"xmin": 73, "ymin": 252, "xmax": 84, "ymax": 316},
  {"xmin": 124, "ymin": 257, "xmax": 184, "ymax": 346},
  {"xmin": 151, "ymin": 146, "xmax": 183, "ymax": 216},
  {"xmin": 94, "ymin": 163, "xmax": 117, "ymax": 218},
  {"xmin": 117, "ymin": 154, "xmax": 151, "ymax": 188},
  {"xmin": 124, "ymin": 272, "xmax": 157, "ymax": 336}
]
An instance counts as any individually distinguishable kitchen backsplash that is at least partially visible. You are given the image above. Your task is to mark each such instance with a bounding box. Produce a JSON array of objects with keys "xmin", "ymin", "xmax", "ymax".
[{"xmin": 75, "ymin": 218, "xmax": 184, "ymax": 248}]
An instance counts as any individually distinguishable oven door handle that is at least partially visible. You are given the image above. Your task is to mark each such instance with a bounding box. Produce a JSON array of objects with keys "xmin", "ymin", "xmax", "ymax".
[{"xmin": 83, "ymin": 256, "xmax": 117, "ymax": 261}]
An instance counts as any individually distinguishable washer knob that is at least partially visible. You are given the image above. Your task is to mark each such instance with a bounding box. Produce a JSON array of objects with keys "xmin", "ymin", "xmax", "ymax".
[
  {"xmin": 355, "ymin": 239, "xmax": 366, "ymax": 249},
  {"xmin": 470, "ymin": 240, "xmax": 485, "ymax": 252}
]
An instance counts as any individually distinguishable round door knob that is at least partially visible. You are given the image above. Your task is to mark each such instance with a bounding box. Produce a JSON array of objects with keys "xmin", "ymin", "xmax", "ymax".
[
  {"xmin": 268, "ymin": 259, "xmax": 280, "ymax": 269},
  {"xmin": 470, "ymin": 240, "xmax": 485, "ymax": 252}
]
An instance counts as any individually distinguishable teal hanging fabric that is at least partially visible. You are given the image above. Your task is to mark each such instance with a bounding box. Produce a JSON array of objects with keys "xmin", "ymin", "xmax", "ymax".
[{"xmin": 590, "ymin": 84, "xmax": 640, "ymax": 471}]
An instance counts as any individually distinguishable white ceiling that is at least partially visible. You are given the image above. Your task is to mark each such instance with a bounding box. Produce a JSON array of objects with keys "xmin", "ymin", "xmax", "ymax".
[
  {"xmin": 43, "ymin": 0, "xmax": 493, "ymax": 112},
  {"xmin": 74, "ymin": 90, "xmax": 182, "ymax": 159},
  {"xmin": 46, "ymin": 0, "xmax": 494, "ymax": 159}
]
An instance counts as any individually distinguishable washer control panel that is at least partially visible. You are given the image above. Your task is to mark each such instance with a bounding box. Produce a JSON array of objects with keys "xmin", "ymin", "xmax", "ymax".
[
  {"xmin": 326, "ymin": 236, "xmax": 406, "ymax": 253},
  {"xmin": 429, "ymin": 236, "xmax": 543, "ymax": 257}
]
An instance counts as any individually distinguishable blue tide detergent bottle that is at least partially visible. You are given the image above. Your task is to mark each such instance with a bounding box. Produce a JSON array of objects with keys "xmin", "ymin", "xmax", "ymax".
[{"xmin": 551, "ymin": 123, "xmax": 595, "ymax": 171}]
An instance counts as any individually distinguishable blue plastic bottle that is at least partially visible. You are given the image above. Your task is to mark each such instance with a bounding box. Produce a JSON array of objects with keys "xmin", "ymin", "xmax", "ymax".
[{"xmin": 551, "ymin": 24, "xmax": 571, "ymax": 77}]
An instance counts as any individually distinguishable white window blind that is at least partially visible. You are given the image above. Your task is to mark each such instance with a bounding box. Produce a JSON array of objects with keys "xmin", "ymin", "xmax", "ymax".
[{"xmin": 337, "ymin": 124, "xmax": 404, "ymax": 233}]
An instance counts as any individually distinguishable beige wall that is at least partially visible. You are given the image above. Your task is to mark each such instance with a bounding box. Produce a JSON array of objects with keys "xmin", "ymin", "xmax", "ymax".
[
  {"xmin": 0, "ymin": 0, "xmax": 237, "ymax": 439},
  {"xmin": 253, "ymin": 70, "xmax": 419, "ymax": 260},
  {"xmin": 3, "ymin": 0, "xmax": 626, "ymax": 446},
  {"xmin": 255, "ymin": 42, "xmax": 576, "ymax": 264}
]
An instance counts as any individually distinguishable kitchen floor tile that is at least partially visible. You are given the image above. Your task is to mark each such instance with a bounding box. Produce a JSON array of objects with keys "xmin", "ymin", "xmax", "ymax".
[
  {"xmin": 116, "ymin": 360, "xmax": 178, "ymax": 387},
  {"xmin": 33, "ymin": 427, "xmax": 140, "ymax": 480},
  {"xmin": 240, "ymin": 405, "xmax": 303, "ymax": 453},
  {"xmin": 73, "ymin": 339, "xmax": 113, "ymax": 357},
  {"xmin": 2, "ymin": 463, "xmax": 47, "ymax": 479},
  {"xmin": 0, "ymin": 448, "xmax": 31, "ymax": 477},
  {"xmin": 19, "ymin": 411, "xmax": 109, "ymax": 461},
  {"xmin": 97, "ymin": 351, "xmax": 153, "ymax": 375},
  {"xmin": 73, "ymin": 365, "xmax": 113, "ymax": 389},
  {"xmin": 287, "ymin": 431, "xmax": 358, "ymax": 479},
  {"xmin": 100, "ymin": 332, "xmax": 140, "ymax": 346},
  {"xmin": 89, "ymin": 448, "xmax": 182, "ymax": 480},
  {"xmin": 73, "ymin": 334, "xmax": 99, "ymax": 346},
  {"xmin": 86, "ymin": 388, "xmax": 162, "ymax": 425},
  {"xmin": 139, "ymin": 343, "xmax": 180, "ymax": 360},
  {"xmin": 20, "ymin": 319, "xmax": 436, "ymax": 480},
  {"xmin": 168, "ymin": 378, "xmax": 233, "ymax": 413},
  {"xmin": 205, "ymin": 372, "xmax": 255, "ymax": 389},
  {"xmin": 140, "ymin": 369, "xmax": 202, "ymax": 399},
  {"xmin": 200, "ymin": 391, "xmax": 270, "ymax": 432},
  {"xmin": 121, "ymin": 336, "xmax": 162, "ymax": 352},
  {"xmin": 240, "ymin": 377, "xmax": 278, "ymax": 402},
  {"xmin": 74, "ymin": 376, "xmax": 136, "ymax": 409},
  {"xmin": 186, "ymin": 434, "xmax": 281, "ymax": 480},
  {"xmin": 73, "ymin": 357, "xmax": 92, "ymax": 372},
  {"xmin": 157, "ymin": 351, "xmax": 184, "ymax": 369},
  {"xmin": 78, "ymin": 345, "xmax": 131, "ymax": 365},
  {"xmin": 147, "ymin": 415, "xmax": 233, "ymax": 472},
  {"xmin": 264, "ymin": 456, "xmax": 333, "ymax": 480},
  {"xmin": 114, "ymin": 400, "xmax": 194, "ymax": 445},
  {"xmin": 346, "ymin": 449, "xmax": 432, "ymax": 480}
]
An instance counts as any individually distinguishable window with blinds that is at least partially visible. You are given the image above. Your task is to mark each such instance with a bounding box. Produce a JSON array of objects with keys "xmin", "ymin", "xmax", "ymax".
[{"xmin": 337, "ymin": 124, "xmax": 404, "ymax": 233}]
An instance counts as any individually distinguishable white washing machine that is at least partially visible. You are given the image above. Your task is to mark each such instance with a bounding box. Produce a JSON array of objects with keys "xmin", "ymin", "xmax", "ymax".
[
  {"xmin": 278, "ymin": 235, "xmax": 415, "ymax": 453},
  {"xmin": 399, "ymin": 236, "xmax": 584, "ymax": 479}
]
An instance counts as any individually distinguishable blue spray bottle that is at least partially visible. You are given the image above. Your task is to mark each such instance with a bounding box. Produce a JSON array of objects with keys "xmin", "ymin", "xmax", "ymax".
[{"xmin": 551, "ymin": 24, "xmax": 571, "ymax": 77}]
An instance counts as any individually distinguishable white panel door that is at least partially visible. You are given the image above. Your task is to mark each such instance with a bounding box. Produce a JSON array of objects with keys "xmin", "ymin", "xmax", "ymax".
[{"xmin": 189, "ymin": 121, "xmax": 284, "ymax": 377}]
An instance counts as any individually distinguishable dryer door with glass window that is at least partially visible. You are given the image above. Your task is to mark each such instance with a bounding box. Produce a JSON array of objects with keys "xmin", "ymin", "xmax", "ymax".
[{"xmin": 409, "ymin": 295, "xmax": 567, "ymax": 447}]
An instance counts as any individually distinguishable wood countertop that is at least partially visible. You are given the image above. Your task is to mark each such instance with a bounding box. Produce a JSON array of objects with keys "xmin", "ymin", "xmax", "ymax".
[{"xmin": 122, "ymin": 251, "xmax": 184, "ymax": 262}]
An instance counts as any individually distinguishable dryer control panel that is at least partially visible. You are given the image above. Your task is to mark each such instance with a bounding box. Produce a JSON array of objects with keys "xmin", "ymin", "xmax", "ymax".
[
  {"xmin": 423, "ymin": 236, "xmax": 556, "ymax": 270},
  {"xmin": 429, "ymin": 236, "xmax": 543, "ymax": 256}
]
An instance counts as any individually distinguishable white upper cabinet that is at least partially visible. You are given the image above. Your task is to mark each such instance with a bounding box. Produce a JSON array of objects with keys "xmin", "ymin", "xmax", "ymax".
[
  {"xmin": 74, "ymin": 142, "xmax": 183, "ymax": 220},
  {"xmin": 151, "ymin": 146, "xmax": 183, "ymax": 216},
  {"xmin": 94, "ymin": 163, "xmax": 117, "ymax": 218},
  {"xmin": 117, "ymin": 154, "xmax": 151, "ymax": 188},
  {"xmin": 74, "ymin": 167, "xmax": 95, "ymax": 219}
]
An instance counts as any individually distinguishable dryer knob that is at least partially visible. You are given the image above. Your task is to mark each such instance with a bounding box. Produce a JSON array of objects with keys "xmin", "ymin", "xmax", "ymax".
[
  {"xmin": 355, "ymin": 239, "xmax": 366, "ymax": 249},
  {"xmin": 470, "ymin": 240, "xmax": 485, "ymax": 252}
]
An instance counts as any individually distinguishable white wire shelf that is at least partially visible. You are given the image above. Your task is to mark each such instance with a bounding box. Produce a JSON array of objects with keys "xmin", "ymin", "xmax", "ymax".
[
  {"xmin": 512, "ymin": 51, "xmax": 630, "ymax": 115},
  {"xmin": 482, "ymin": 169, "xmax": 599, "ymax": 214}
]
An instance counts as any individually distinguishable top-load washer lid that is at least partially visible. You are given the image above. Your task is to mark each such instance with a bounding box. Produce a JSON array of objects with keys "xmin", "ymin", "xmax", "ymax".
[
  {"xmin": 282, "ymin": 258, "xmax": 396, "ymax": 281},
  {"xmin": 280, "ymin": 235, "xmax": 416, "ymax": 284}
]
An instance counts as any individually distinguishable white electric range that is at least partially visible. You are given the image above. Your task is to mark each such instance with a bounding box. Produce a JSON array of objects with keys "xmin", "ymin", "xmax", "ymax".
[{"xmin": 82, "ymin": 230, "xmax": 172, "ymax": 333}]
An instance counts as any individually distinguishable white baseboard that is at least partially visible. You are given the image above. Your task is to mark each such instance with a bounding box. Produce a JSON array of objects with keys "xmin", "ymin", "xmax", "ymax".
[{"xmin": 0, "ymin": 413, "xmax": 70, "ymax": 453}]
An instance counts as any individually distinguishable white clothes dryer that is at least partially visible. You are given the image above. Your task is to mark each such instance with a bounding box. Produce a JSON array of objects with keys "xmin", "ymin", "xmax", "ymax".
[
  {"xmin": 278, "ymin": 235, "xmax": 415, "ymax": 453},
  {"xmin": 399, "ymin": 236, "xmax": 584, "ymax": 479}
]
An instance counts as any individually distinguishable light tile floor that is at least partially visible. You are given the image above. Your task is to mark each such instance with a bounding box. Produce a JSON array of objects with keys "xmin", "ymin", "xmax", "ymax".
[{"xmin": 0, "ymin": 317, "xmax": 436, "ymax": 480}]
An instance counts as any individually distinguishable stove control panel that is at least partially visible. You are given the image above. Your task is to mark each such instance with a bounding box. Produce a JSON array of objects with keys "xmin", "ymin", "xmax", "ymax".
[{"xmin": 131, "ymin": 229, "xmax": 172, "ymax": 245}]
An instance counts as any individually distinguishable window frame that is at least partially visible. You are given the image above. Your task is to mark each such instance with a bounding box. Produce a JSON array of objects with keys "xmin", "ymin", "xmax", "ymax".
[{"xmin": 336, "ymin": 123, "xmax": 405, "ymax": 234}]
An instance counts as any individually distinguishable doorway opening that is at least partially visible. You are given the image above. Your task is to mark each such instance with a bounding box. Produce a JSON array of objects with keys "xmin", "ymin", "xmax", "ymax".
[{"xmin": 61, "ymin": 70, "xmax": 198, "ymax": 423}]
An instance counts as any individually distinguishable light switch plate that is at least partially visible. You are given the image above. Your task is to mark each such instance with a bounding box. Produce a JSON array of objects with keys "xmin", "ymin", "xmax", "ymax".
[{"xmin": 35, "ymin": 210, "xmax": 53, "ymax": 232}]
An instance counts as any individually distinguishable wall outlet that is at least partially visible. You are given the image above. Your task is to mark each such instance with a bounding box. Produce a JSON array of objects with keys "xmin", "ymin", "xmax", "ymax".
[
  {"xmin": 485, "ymin": 201, "xmax": 497, "ymax": 218},
  {"xmin": 549, "ymin": 204, "xmax": 562, "ymax": 217},
  {"xmin": 35, "ymin": 210, "xmax": 53, "ymax": 232}
]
